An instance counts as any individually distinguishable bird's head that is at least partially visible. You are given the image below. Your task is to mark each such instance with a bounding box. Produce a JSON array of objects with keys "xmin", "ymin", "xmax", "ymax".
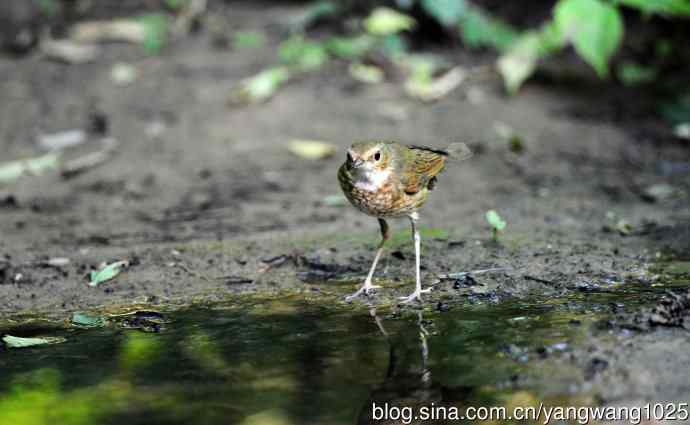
[{"xmin": 345, "ymin": 141, "xmax": 392, "ymax": 174}]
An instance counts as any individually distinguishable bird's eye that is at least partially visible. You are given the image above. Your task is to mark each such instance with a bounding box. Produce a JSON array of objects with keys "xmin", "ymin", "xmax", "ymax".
[{"xmin": 373, "ymin": 151, "xmax": 381, "ymax": 161}]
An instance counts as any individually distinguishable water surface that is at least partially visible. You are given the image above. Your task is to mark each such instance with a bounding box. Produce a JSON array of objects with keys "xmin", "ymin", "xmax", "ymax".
[{"xmin": 0, "ymin": 280, "xmax": 683, "ymax": 425}]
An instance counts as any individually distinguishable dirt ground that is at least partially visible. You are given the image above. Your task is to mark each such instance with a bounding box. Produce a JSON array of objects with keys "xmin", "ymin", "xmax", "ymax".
[{"xmin": 1, "ymin": 1, "xmax": 689, "ymax": 412}]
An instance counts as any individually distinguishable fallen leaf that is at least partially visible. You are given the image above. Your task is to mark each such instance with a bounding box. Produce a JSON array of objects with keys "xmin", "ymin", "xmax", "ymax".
[
  {"xmin": 348, "ymin": 62, "xmax": 384, "ymax": 84},
  {"xmin": 405, "ymin": 66, "xmax": 465, "ymax": 102},
  {"xmin": 287, "ymin": 140, "xmax": 336, "ymax": 160},
  {"xmin": 111, "ymin": 62, "xmax": 138, "ymax": 86},
  {"xmin": 641, "ymin": 183, "xmax": 677, "ymax": 203},
  {"xmin": 71, "ymin": 312, "xmax": 106, "ymax": 327},
  {"xmin": 38, "ymin": 129, "xmax": 87, "ymax": 151},
  {"xmin": 70, "ymin": 20, "xmax": 147, "ymax": 44},
  {"xmin": 3, "ymin": 335, "xmax": 66, "ymax": 348},
  {"xmin": 89, "ymin": 260, "xmax": 130, "ymax": 287},
  {"xmin": 0, "ymin": 153, "xmax": 61, "ymax": 184},
  {"xmin": 321, "ymin": 194, "xmax": 348, "ymax": 206},
  {"xmin": 230, "ymin": 67, "xmax": 290, "ymax": 105},
  {"xmin": 41, "ymin": 38, "xmax": 100, "ymax": 64}
]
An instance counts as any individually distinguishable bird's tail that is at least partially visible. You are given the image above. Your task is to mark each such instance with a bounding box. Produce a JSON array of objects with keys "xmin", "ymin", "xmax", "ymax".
[{"xmin": 445, "ymin": 142, "xmax": 473, "ymax": 162}]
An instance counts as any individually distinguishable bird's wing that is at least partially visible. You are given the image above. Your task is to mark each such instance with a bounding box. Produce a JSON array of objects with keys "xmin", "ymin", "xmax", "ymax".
[{"xmin": 399, "ymin": 146, "xmax": 448, "ymax": 194}]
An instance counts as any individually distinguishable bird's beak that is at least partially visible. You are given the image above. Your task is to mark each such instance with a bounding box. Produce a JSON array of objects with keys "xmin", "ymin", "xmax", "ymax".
[{"xmin": 352, "ymin": 158, "xmax": 365, "ymax": 168}]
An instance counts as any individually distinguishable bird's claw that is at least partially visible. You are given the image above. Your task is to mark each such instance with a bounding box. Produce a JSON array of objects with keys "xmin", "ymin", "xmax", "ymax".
[
  {"xmin": 399, "ymin": 288, "xmax": 431, "ymax": 304},
  {"xmin": 345, "ymin": 283, "xmax": 381, "ymax": 302}
]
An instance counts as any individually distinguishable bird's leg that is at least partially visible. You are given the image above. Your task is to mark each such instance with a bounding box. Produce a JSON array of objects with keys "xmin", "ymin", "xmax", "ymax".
[
  {"xmin": 346, "ymin": 218, "xmax": 389, "ymax": 301},
  {"xmin": 400, "ymin": 212, "xmax": 431, "ymax": 304}
]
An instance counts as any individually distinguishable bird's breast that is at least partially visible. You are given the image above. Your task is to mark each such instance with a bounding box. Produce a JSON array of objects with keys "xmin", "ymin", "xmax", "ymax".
[
  {"xmin": 339, "ymin": 163, "xmax": 425, "ymax": 218},
  {"xmin": 353, "ymin": 168, "xmax": 391, "ymax": 192}
]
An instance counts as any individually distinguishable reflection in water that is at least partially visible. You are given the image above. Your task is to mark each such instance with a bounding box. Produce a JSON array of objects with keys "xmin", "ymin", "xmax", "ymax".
[
  {"xmin": 0, "ymin": 285, "xmax": 671, "ymax": 425},
  {"xmin": 358, "ymin": 309, "xmax": 436, "ymax": 424},
  {"xmin": 358, "ymin": 309, "xmax": 478, "ymax": 425}
]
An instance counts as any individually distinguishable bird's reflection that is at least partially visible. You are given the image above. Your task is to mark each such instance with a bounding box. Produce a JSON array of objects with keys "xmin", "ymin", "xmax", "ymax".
[{"xmin": 356, "ymin": 309, "xmax": 474, "ymax": 425}]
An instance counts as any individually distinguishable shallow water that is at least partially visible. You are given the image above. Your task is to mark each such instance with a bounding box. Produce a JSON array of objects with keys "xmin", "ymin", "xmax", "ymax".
[{"xmin": 0, "ymin": 279, "xmax": 685, "ymax": 425}]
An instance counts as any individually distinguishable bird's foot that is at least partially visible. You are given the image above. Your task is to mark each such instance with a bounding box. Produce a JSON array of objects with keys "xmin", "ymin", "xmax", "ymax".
[
  {"xmin": 399, "ymin": 287, "xmax": 431, "ymax": 304},
  {"xmin": 345, "ymin": 283, "xmax": 381, "ymax": 302}
]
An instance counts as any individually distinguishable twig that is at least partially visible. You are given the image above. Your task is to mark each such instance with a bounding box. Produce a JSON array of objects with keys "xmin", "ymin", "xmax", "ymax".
[
  {"xmin": 523, "ymin": 275, "xmax": 556, "ymax": 285},
  {"xmin": 438, "ymin": 267, "xmax": 510, "ymax": 280},
  {"xmin": 60, "ymin": 137, "xmax": 119, "ymax": 179}
]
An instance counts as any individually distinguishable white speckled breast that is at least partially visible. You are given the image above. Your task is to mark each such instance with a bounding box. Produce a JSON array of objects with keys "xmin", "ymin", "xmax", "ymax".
[{"xmin": 338, "ymin": 163, "xmax": 428, "ymax": 218}]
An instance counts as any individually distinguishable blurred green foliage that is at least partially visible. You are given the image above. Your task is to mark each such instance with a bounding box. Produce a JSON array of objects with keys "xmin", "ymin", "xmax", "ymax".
[
  {"xmin": 35, "ymin": 0, "xmax": 59, "ymax": 16},
  {"xmin": 326, "ymin": 35, "xmax": 376, "ymax": 59},
  {"xmin": 660, "ymin": 92, "xmax": 690, "ymax": 125},
  {"xmin": 138, "ymin": 13, "xmax": 169, "ymax": 54},
  {"xmin": 233, "ymin": 31, "xmax": 267, "ymax": 49},
  {"xmin": 355, "ymin": 0, "xmax": 690, "ymax": 93},
  {"xmin": 279, "ymin": 35, "xmax": 330, "ymax": 71},
  {"xmin": 485, "ymin": 209, "xmax": 507, "ymax": 241},
  {"xmin": 236, "ymin": 0, "xmax": 690, "ymax": 106}
]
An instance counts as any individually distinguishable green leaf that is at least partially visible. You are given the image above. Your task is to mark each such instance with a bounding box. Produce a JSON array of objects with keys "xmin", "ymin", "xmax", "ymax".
[
  {"xmin": 381, "ymin": 34, "xmax": 408, "ymax": 58},
  {"xmin": 71, "ymin": 312, "xmax": 106, "ymax": 327},
  {"xmin": 138, "ymin": 13, "xmax": 169, "ymax": 54},
  {"xmin": 617, "ymin": 62, "xmax": 657, "ymax": 86},
  {"xmin": 3, "ymin": 335, "xmax": 66, "ymax": 348},
  {"xmin": 232, "ymin": 67, "xmax": 291, "ymax": 104},
  {"xmin": 326, "ymin": 35, "xmax": 375, "ymax": 59},
  {"xmin": 279, "ymin": 36, "xmax": 329, "ymax": 71},
  {"xmin": 497, "ymin": 33, "xmax": 542, "ymax": 94},
  {"xmin": 233, "ymin": 31, "xmax": 266, "ymax": 49},
  {"xmin": 459, "ymin": 7, "xmax": 519, "ymax": 51},
  {"xmin": 495, "ymin": 22, "xmax": 565, "ymax": 93},
  {"xmin": 485, "ymin": 210, "xmax": 507, "ymax": 231},
  {"xmin": 364, "ymin": 7, "xmax": 416, "ymax": 36},
  {"xmin": 554, "ymin": 0, "xmax": 624, "ymax": 77},
  {"xmin": 616, "ymin": 0, "xmax": 690, "ymax": 16},
  {"xmin": 421, "ymin": 0, "xmax": 466, "ymax": 26},
  {"xmin": 89, "ymin": 260, "xmax": 130, "ymax": 287}
]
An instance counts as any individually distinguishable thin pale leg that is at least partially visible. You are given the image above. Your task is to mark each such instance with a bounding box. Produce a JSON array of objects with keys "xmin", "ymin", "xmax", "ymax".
[
  {"xmin": 400, "ymin": 212, "xmax": 431, "ymax": 303},
  {"xmin": 346, "ymin": 218, "xmax": 389, "ymax": 301}
]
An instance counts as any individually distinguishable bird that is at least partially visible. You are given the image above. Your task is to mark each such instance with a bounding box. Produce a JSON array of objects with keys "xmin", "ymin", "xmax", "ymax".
[{"xmin": 338, "ymin": 141, "xmax": 472, "ymax": 303}]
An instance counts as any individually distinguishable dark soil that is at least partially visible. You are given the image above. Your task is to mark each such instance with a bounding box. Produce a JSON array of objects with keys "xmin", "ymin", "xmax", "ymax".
[{"xmin": 1, "ymin": 0, "xmax": 689, "ymax": 413}]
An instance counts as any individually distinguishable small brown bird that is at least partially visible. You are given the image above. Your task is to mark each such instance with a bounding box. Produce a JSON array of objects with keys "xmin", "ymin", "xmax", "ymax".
[{"xmin": 338, "ymin": 141, "xmax": 472, "ymax": 303}]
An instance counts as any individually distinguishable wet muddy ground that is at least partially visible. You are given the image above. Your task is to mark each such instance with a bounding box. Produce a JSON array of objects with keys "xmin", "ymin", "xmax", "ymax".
[{"xmin": 1, "ymin": 1, "xmax": 689, "ymax": 421}]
